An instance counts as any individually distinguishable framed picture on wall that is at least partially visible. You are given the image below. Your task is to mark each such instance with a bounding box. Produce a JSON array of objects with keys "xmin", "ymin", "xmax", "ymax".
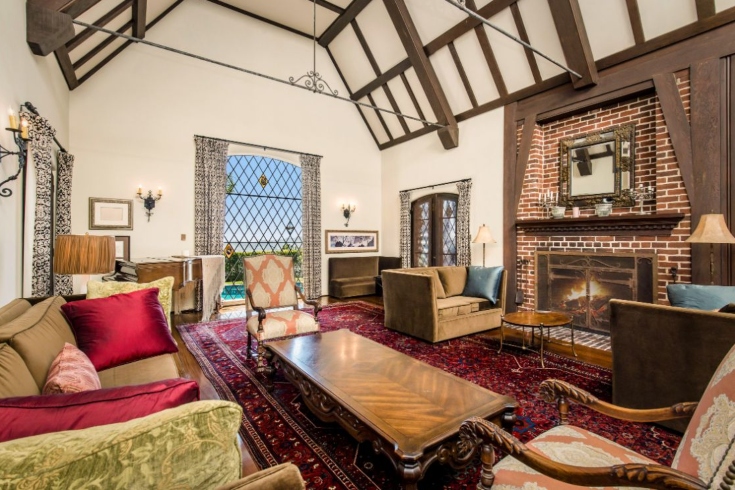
[
  {"xmin": 325, "ymin": 230, "xmax": 379, "ymax": 254},
  {"xmin": 89, "ymin": 198, "xmax": 133, "ymax": 230},
  {"xmin": 114, "ymin": 236, "xmax": 130, "ymax": 261}
]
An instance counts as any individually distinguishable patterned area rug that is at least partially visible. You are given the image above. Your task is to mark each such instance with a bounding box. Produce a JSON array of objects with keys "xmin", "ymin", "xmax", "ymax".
[{"xmin": 177, "ymin": 301, "xmax": 680, "ymax": 489}]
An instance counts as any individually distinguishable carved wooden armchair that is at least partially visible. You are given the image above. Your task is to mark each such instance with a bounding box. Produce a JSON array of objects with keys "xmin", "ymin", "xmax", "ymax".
[
  {"xmin": 459, "ymin": 340, "xmax": 735, "ymax": 489},
  {"xmin": 243, "ymin": 254, "xmax": 321, "ymax": 374}
]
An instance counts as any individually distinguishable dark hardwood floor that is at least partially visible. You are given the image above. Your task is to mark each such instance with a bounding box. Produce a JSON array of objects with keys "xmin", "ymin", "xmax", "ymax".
[{"xmin": 171, "ymin": 295, "xmax": 612, "ymax": 476}]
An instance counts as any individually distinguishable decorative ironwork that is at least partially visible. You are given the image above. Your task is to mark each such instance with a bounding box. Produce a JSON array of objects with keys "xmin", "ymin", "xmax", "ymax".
[
  {"xmin": 288, "ymin": 0, "xmax": 338, "ymax": 96},
  {"xmin": 0, "ymin": 128, "xmax": 29, "ymax": 198}
]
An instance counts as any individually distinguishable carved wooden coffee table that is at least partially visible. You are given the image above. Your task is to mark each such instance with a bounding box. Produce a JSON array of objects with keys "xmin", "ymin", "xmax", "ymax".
[{"xmin": 266, "ymin": 329, "xmax": 517, "ymax": 489}]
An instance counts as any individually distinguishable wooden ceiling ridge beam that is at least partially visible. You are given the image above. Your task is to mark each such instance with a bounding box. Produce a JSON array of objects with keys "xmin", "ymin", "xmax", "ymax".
[
  {"xmin": 383, "ymin": 0, "xmax": 458, "ymax": 149},
  {"xmin": 548, "ymin": 0, "xmax": 597, "ymax": 88},
  {"xmin": 66, "ymin": 0, "xmax": 132, "ymax": 51},
  {"xmin": 318, "ymin": 0, "xmax": 372, "ymax": 47}
]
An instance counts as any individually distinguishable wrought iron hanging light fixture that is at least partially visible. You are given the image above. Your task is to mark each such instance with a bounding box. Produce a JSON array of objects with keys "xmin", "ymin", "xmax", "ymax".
[{"xmin": 289, "ymin": 0, "xmax": 339, "ymax": 96}]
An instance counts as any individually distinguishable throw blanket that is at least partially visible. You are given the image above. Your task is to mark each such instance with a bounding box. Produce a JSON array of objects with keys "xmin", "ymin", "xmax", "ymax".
[{"xmin": 198, "ymin": 255, "xmax": 225, "ymax": 321}]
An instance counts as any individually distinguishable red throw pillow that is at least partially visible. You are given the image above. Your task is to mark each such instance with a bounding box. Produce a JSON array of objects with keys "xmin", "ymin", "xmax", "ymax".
[
  {"xmin": 0, "ymin": 378, "xmax": 199, "ymax": 443},
  {"xmin": 43, "ymin": 343, "xmax": 101, "ymax": 394},
  {"xmin": 61, "ymin": 288, "xmax": 178, "ymax": 371}
]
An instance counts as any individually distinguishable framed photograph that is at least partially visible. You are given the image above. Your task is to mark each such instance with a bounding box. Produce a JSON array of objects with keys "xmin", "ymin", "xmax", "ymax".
[
  {"xmin": 89, "ymin": 198, "xmax": 133, "ymax": 230},
  {"xmin": 114, "ymin": 236, "xmax": 130, "ymax": 261},
  {"xmin": 325, "ymin": 230, "xmax": 379, "ymax": 254}
]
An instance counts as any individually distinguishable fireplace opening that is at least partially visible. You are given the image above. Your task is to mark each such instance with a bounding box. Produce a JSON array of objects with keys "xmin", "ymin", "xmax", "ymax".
[{"xmin": 536, "ymin": 252, "xmax": 656, "ymax": 334}]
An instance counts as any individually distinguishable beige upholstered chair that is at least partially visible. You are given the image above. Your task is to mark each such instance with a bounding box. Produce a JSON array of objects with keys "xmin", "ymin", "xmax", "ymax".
[
  {"xmin": 459, "ymin": 341, "xmax": 735, "ymax": 489},
  {"xmin": 243, "ymin": 254, "xmax": 321, "ymax": 375}
]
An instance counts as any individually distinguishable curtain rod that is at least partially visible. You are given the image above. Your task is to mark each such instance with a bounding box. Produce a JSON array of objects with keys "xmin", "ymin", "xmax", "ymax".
[
  {"xmin": 196, "ymin": 135, "xmax": 322, "ymax": 158},
  {"xmin": 22, "ymin": 102, "xmax": 68, "ymax": 153},
  {"xmin": 400, "ymin": 178, "xmax": 470, "ymax": 193}
]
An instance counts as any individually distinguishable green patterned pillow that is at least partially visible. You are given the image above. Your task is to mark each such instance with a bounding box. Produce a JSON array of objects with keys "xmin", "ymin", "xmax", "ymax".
[{"xmin": 86, "ymin": 277, "xmax": 175, "ymax": 328}]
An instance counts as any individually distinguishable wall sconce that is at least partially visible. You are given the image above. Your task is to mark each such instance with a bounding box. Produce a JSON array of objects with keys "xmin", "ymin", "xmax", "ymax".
[
  {"xmin": 0, "ymin": 109, "xmax": 29, "ymax": 198},
  {"xmin": 341, "ymin": 203, "xmax": 356, "ymax": 227},
  {"xmin": 136, "ymin": 185, "xmax": 163, "ymax": 221}
]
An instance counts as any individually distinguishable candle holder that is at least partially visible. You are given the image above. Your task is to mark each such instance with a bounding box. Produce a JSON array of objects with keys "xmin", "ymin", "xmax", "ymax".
[
  {"xmin": 537, "ymin": 193, "xmax": 556, "ymax": 219},
  {"xmin": 0, "ymin": 126, "xmax": 29, "ymax": 198},
  {"xmin": 625, "ymin": 185, "xmax": 655, "ymax": 215},
  {"xmin": 136, "ymin": 188, "xmax": 163, "ymax": 221}
]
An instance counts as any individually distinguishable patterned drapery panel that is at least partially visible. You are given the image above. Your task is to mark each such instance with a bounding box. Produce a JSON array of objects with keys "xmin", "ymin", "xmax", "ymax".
[
  {"xmin": 456, "ymin": 180, "xmax": 472, "ymax": 267},
  {"xmin": 399, "ymin": 191, "xmax": 411, "ymax": 268},
  {"xmin": 22, "ymin": 112, "xmax": 56, "ymax": 297},
  {"xmin": 194, "ymin": 136, "xmax": 229, "ymax": 256},
  {"xmin": 300, "ymin": 154, "xmax": 322, "ymax": 299},
  {"xmin": 54, "ymin": 151, "xmax": 74, "ymax": 295}
]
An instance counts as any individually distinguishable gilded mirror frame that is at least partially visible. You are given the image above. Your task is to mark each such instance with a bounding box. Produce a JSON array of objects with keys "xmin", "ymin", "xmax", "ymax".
[{"xmin": 559, "ymin": 123, "xmax": 635, "ymax": 208}]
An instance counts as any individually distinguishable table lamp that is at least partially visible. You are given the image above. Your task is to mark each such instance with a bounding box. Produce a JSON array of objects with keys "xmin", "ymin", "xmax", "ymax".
[
  {"xmin": 54, "ymin": 234, "xmax": 116, "ymax": 292},
  {"xmin": 685, "ymin": 214, "xmax": 735, "ymax": 284},
  {"xmin": 472, "ymin": 224, "xmax": 496, "ymax": 267}
]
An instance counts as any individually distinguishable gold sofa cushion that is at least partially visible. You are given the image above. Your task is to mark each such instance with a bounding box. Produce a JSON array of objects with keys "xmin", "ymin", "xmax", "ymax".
[
  {"xmin": 87, "ymin": 276, "xmax": 175, "ymax": 328},
  {"xmin": 409, "ymin": 269, "xmax": 447, "ymax": 299},
  {"xmin": 0, "ymin": 299, "xmax": 31, "ymax": 326},
  {"xmin": 436, "ymin": 267, "xmax": 468, "ymax": 297},
  {"xmin": 97, "ymin": 353, "xmax": 180, "ymax": 389},
  {"xmin": 0, "ymin": 400, "xmax": 243, "ymax": 489},
  {"xmin": 436, "ymin": 296, "xmax": 491, "ymax": 319},
  {"xmin": 5, "ymin": 297, "xmax": 76, "ymax": 390},
  {"xmin": 0, "ymin": 343, "xmax": 40, "ymax": 398}
]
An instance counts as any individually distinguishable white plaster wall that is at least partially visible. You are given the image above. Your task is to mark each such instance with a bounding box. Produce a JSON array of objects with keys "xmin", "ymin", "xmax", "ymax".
[
  {"xmin": 0, "ymin": 0, "xmax": 69, "ymax": 305},
  {"xmin": 69, "ymin": 0, "xmax": 381, "ymax": 295},
  {"xmin": 381, "ymin": 109, "xmax": 505, "ymax": 268}
]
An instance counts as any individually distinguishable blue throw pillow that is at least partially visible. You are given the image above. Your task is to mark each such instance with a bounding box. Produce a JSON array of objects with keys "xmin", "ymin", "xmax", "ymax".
[
  {"xmin": 667, "ymin": 284, "xmax": 735, "ymax": 310},
  {"xmin": 462, "ymin": 266, "xmax": 504, "ymax": 304}
]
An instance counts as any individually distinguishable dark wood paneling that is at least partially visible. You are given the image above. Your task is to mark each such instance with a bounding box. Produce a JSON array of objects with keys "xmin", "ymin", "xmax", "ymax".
[
  {"xmin": 447, "ymin": 42, "xmax": 478, "ymax": 108},
  {"xmin": 624, "ymin": 0, "xmax": 645, "ymax": 45},
  {"xmin": 654, "ymin": 72, "xmax": 694, "ymax": 202},
  {"xmin": 536, "ymin": 81, "xmax": 653, "ymax": 123},
  {"xmin": 510, "ymin": 2, "xmax": 541, "ymax": 83},
  {"xmin": 318, "ymin": 0, "xmax": 371, "ymax": 47},
  {"xmin": 66, "ymin": 0, "xmax": 132, "ymax": 50},
  {"xmin": 729, "ymin": 56, "xmax": 735, "ymax": 285},
  {"xmin": 548, "ymin": 0, "xmax": 597, "ymax": 88},
  {"xmin": 515, "ymin": 114, "xmax": 537, "ymax": 211},
  {"xmin": 690, "ymin": 58, "xmax": 723, "ymax": 284},
  {"xmin": 503, "ymin": 103, "xmax": 519, "ymax": 314},
  {"xmin": 383, "ymin": 0, "xmax": 458, "ymax": 149},
  {"xmin": 132, "ymin": 0, "xmax": 146, "ymax": 37},
  {"xmin": 695, "ymin": 0, "xmax": 716, "ymax": 20}
]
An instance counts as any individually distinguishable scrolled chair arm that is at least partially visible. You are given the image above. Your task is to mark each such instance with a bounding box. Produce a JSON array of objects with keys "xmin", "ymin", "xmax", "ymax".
[
  {"xmin": 245, "ymin": 290, "xmax": 267, "ymax": 330},
  {"xmin": 295, "ymin": 285, "xmax": 322, "ymax": 319},
  {"xmin": 460, "ymin": 417, "xmax": 707, "ymax": 490},
  {"xmin": 539, "ymin": 379, "xmax": 698, "ymax": 425}
]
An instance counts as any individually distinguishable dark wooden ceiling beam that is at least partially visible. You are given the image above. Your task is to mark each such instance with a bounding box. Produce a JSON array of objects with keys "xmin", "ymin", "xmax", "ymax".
[
  {"xmin": 61, "ymin": 0, "xmax": 104, "ymax": 18},
  {"xmin": 463, "ymin": 0, "xmax": 507, "ymax": 98},
  {"xmin": 400, "ymin": 72, "xmax": 428, "ymax": 128},
  {"xmin": 73, "ymin": 20, "xmax": 132, "ymax": 69},
  {"xmin": 53, "ymin": 45, "xmax": 79, "ymax": 89},
  {"xmin": 447, "ymin": 42, "xmax": 478, "ymax": 108},
  {"xmin": 548, "ymin": 0, "xmax": 597, "ymax": 88},
  {"xmin": 695, "ymin": 0, "xmax": 716, "ymax": 20},
  {"xmin": 318, "ymin": 0, "xmax": 371, "ymax": 47},
  {"xmin": 206, "ymin": 0, "xmax": 313, "ymax": 40},
  {"xmin": 26, "ymin": 2, "xmax": 75, "ymax": 56},
  {"xmin": 367, "ymin": 93, "xmax": 394, "ymax": 140},
  {"xmin": 510, "ymin": 2, "xmax": 541, "ymax": 83},
  {"xmin": 624, "ymin": 0, "xmax": 645, "ymax": 44},
  {"xmin": 132, "ymin": 0, "xmax": 146, "ymax": 38},
  {"xmin": 313, "ymin": 0, "xmax": 344, "ymax": 15},
  {"xmin": 66, "ymin": 0, "xmax": 132, "ymax": 51},
  {"xmin": 351, "ymin": 20, "xmax": 410, "ymax": 134},
  {"xmin": 352, "ymin": 58, "xmax": 412, "ymax": 100},
  {"xmin": 383, "ymin": 0, "xmax": 458, "ymax": 149}
]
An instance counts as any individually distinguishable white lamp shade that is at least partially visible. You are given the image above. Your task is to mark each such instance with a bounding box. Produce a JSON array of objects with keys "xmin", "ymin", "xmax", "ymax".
[
  {"xmin": 686, "ymin": 214, "xmax": 735, "ymax": 244},
  {"xmin": 473, "ymin": 224, "xmax": 496, "ymax": 244}
]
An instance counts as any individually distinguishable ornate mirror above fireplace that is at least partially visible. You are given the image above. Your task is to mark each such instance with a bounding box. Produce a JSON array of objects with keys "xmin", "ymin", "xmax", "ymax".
[{"xmin": 559, "ymin": 124, "xmax": 635, "ymax": 208}]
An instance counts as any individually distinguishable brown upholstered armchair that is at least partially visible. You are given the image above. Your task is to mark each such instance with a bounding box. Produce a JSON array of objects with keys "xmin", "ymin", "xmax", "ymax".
[{"xmin": 456, "ymin": 340, "xmax": 735, "ymax": 489}]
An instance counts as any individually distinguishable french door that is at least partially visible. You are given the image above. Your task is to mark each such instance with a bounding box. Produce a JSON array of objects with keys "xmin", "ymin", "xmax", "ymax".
[{"xmin": 411, "ymin": 193, "xmax": 458, "ymax": 267}]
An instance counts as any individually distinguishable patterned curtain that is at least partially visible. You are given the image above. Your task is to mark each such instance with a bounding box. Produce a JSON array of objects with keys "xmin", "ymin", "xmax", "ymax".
[
  {"xmin": 456, "ymin": 180, "xmax": 472, "ymax": 267},
  {"xmin": 22, "ymin": 112, "xmax": 56, "ymax": 297},
  {"xmin": 399, "ymin": 191, "xmax": 411, "ymax": 268},
  {"xmin": 194, "ymin": 136, "xmax": 229, "ymax": 256},
  {"xmin": 54, "ymin": 151, "xmax": 74, "ymax": 295},
  {"xmin": 300, "ymin": 154, "xmax": 322, "ymax": 299}
]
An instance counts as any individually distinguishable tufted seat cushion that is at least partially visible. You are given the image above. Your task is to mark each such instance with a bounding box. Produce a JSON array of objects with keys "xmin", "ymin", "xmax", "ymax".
[
  {"xmin": 246, "ymin": 310, "xmax": 319, "ymax": 341},
  {"xmin": 492, "ymin": 425, "xmax": 655, "ymax": 490}
]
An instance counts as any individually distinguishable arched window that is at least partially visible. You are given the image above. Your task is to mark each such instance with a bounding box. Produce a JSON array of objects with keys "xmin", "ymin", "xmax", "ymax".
[{"xmin": 411, "ymin": 193, "xmax": 458, "ymax": 267}]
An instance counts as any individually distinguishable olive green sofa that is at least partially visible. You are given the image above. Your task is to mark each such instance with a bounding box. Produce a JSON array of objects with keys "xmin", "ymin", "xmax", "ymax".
[{"xmin": 382, "ymin": 267, "xmax": 507, "ymax": 343}]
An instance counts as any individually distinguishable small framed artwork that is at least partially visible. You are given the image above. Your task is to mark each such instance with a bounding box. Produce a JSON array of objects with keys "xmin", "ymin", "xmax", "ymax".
[
  {"xmin": 325, "ymin": 230, "xmax": 379, "ymax": 254},
  {"xmin": 114, "ymin": 236, "xmax": 131, "ymax": 261},
  {"xmin": 89, "ymin": 198, "xmax": 133, "ymax": 230}
]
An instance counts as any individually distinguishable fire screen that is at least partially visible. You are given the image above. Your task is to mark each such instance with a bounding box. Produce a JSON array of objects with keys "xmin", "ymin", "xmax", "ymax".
[{"xmin": 535, "ymin": 251, "xmax": 656, "ymax": 334}]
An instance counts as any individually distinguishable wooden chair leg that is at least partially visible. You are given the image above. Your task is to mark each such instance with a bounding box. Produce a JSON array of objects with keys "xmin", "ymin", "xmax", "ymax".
[{"xmin": 246, "ymin": 331, "xmax": 252, "ymax": 359}]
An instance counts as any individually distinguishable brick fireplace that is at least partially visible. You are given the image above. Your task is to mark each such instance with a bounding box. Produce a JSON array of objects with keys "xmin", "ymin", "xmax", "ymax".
[{"xmin": 515, "ymin": 71, "xmax": 692, "ymax": 314}]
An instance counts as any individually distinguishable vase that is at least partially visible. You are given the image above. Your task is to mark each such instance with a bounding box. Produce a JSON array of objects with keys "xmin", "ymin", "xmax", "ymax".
[{"xmin": 551, "ymin": 206, "xmax": 566, "ymax": 219}]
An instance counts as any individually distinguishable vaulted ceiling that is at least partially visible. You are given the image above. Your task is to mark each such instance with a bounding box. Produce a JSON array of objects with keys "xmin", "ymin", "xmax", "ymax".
[{"xmin": 31, "ymin": 0, "xmax": 735, "ymax": 149}]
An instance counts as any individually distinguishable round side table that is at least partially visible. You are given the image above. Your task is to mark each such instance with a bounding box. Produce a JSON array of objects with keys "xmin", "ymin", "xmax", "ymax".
[{"xmin": 499, "ymin": 311, "xmax": 575, "ymax": 367}]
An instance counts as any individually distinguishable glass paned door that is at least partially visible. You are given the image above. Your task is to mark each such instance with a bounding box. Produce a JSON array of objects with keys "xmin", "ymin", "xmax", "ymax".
[
  {"xmin": 411, "ymin": 193, "xmax": 458, "ymax": 267},
  {"xmin": 223, "ymin": 155, "xmax": 302, "ymax": 302}
]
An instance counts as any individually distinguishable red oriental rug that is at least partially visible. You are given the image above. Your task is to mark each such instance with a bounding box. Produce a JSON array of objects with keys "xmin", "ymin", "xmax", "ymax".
[{"xmin": 177, "ymin": 301, "xmax": 681, "ymax": 489}]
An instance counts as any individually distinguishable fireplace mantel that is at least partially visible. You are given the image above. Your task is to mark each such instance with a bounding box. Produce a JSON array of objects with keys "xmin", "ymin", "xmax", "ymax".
[{"xmin": 516, "ymin": 212, "xmax": 685, "ymax": 236}]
